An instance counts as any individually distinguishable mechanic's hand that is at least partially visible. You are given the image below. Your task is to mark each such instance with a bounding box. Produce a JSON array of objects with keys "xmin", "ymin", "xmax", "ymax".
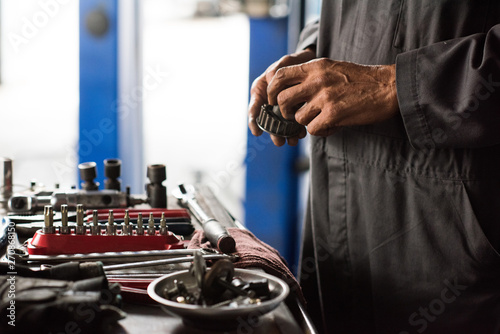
[
  {"xmin": 248, "ymin": 48, "xmax": 315, "ymax": 146},
  {"xmin": 267, "ymin": 59, "xmax": 399, "ymax": 137}
]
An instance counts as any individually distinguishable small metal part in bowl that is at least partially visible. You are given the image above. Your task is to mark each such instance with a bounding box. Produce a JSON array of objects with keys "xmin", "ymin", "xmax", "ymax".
[
  {"xmin": 256, "ymin": 104, "xmax": 303, "ymax": 138},
  {"xmin": 147, "ymin": 268, "xmax": 289, "ymax": 330}
]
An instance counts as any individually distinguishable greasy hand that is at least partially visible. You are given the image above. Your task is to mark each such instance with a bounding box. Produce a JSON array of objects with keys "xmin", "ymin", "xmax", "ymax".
[
  {"xmin": 248, "ymin": 48, "xmax": 315, "ymax": 146},
  {"xmin": 267, "ymin": 59, "xmax": 399, "ymax": 137}
]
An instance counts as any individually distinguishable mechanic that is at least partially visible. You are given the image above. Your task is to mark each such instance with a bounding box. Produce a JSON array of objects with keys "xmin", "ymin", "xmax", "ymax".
[{"xmin": 248, "ymin": 1, "xmax": 500, "ymax": 333}]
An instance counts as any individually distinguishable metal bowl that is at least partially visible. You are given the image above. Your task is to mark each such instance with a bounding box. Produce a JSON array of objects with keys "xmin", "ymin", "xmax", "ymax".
[{"xmin": 147, "ymin": 268, "xmax": 289, "ymax": 327}]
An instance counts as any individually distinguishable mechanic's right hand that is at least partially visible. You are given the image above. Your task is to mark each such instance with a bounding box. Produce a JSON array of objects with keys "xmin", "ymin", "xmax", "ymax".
[{"xmin": 248, "ymin": 48, "xmax": 315, "ymax": 147}]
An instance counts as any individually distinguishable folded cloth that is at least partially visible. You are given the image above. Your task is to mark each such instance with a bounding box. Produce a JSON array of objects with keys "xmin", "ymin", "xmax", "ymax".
[{"xmin": 188, "ymin": 227, "xmax": 305, "ymax": 305}]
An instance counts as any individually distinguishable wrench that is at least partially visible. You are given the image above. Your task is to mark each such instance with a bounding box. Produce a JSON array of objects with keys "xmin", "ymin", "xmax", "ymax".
[{"xmin": 173, "ymin": 184, "xmax": 235, "ymax": 253}]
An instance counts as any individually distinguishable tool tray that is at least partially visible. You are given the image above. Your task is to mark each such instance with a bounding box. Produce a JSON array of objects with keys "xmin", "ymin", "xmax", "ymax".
[{"xmin": 26, "ymin": 229, "xmax": 185, "ymax": 255}]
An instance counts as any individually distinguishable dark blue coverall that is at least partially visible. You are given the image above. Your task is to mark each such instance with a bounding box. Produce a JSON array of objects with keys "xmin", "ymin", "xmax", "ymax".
[{"xmin": 296, "ymin": 1, "xmax": 500, "ymax": 333}]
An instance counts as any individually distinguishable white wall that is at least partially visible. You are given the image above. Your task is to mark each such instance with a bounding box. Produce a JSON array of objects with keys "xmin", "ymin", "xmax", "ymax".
[
  {"xmin": 142, "ymin": 0, "xmax": 249, "ymax": 220},
  {"xmin": 0, "ymin": 0, "xmax": 79, "ymax": 190}
]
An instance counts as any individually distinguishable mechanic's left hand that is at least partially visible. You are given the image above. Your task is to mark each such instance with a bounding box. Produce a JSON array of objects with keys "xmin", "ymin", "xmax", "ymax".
[{"xmin": 267, "ymin": 59, "xmax": 399, "ymax": 137}]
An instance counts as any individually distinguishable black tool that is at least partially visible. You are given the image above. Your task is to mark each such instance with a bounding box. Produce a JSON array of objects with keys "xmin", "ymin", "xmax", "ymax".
[
  {"xmin": 146, "ymin": 164, "xmax": 167, "ymax": 208},
  {"xmin": 78, "ymin": 161, "xmax": 99, "ymax": 190},
  {"xmin": 104, "ymin": 159, "xmax": 121, "ymax": 191},
  {"xmin": 173, "ymin": 184, "xmax": 236, "ymax": 253}
]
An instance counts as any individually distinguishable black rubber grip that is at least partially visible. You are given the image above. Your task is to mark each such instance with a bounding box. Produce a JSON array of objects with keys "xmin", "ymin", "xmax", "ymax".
[{"xmin": 203, "ymin": 220, "xmax": 236, "ymax": 253}]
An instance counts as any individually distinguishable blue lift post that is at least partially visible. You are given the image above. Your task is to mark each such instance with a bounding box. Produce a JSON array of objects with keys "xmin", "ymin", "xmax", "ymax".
[
  {"xmin": 245, "ymin": 17, "xmax": 301, "ymax": 267},
  {"xmin": 79, "ymin": 0, "xmax": 143, "ymax": 193},
  {"xmin": 79, "ymin": 0, "xmax": 119, "ymax": 187}
]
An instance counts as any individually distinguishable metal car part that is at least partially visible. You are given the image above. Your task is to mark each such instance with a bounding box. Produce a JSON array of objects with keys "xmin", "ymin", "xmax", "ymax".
[
  {"xmin": 190, "ymin": 250, "xmax": 207, "ymax": 289},
  {"xmin": 256, "ymin": 104, "xmax": 303, "ymax": 138}
]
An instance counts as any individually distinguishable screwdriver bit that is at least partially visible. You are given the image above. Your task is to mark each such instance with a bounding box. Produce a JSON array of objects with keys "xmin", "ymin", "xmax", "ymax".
[
  {"xmin": 148, "ymin": 212, "xmax": 156, "ymax": 235},
  {"xmin": 91, "ymin": 210, "xmax": 100, "ymax": 235},
  {"xmin": 122, "ymin": 209, "xmax": 131, "ymax": 235},
  {"xmin": 43, "ymin": 205, "xmax": 55, "ymax": 234},
  {"xmin": 160, "ymin": 212, "xmax": 168, "ymax": 235},
  {"xmin": 76, "ymin": 204, "xmax": 85, "ymax": 235},
  {"xmin": 137, "ymin": 212, "xmax": 144, "ymax": 235},
  {"xmin": 107, "ymin": 210, "xmax": 116, "ymax": 235},
  {"xmin": 60, "ymin": 204, "xmax": 70, "ymax": 234}
]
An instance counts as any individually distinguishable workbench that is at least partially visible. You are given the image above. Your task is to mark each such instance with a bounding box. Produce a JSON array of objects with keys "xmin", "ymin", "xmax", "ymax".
[{"xmin": 1, "ymin": 186, "xmax": 317, "ymax": 334}]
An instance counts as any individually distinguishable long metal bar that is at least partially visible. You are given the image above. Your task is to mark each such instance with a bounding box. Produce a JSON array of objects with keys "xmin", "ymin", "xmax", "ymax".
[
  {"xmin": 103, "ymin": 254, "xmax": 236, "ymax": 271},
  {"xmin": 15, "ymin": 248, "xmax": 220, "ymax": 264}
]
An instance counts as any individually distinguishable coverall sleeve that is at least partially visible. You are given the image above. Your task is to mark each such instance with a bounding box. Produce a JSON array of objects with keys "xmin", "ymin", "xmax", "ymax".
[
  {"xmin": 396, "ymin": 24, "xmax": 500, "ymax": 149},
  {"xmin": 296, "ymin": 19, "xmax": 319, "ymax": 53}
]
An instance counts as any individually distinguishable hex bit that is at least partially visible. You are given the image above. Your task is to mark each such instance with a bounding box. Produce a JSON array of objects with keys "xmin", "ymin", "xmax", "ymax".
[
  {"xmin": 107, "ymin": 210, "xmax": 116, "ymax": 235},
  {"xmin": 91, "ymin": 210, "xmax": 100, "ymax": 235},
  {"xmin": 136, "ymin": 212, "xmax": 144, "ymax": 235},
  {"xmin": 76, "ymin": 204, "xmax": 85, "ymax": 235},
  {"xmin": 160, "ymin": 212, "xmax": 168, "ymax": 235},
  {"xmin": 148, "ymin": 212, "xmax": 156, "ymax": 235},
  {"xmin": 122, "ymin": 209, "xmax": 131, "ymax": 235},
  {"xmin": 60, "ymin": 204, "xmax": 70, "ymax": 234},
  {"xmin": 43, "ymin": 205, "xmax": 55, "ymax": 234}
]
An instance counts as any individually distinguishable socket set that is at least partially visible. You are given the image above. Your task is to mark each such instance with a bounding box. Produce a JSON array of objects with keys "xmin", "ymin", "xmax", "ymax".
[
  {"xmin": 26, "ymin": 204, "xmax": 186, "ymax": 255},
  {"xmin": 6, "ymin": 160, "xmax": 168, "ymax": 214}
]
